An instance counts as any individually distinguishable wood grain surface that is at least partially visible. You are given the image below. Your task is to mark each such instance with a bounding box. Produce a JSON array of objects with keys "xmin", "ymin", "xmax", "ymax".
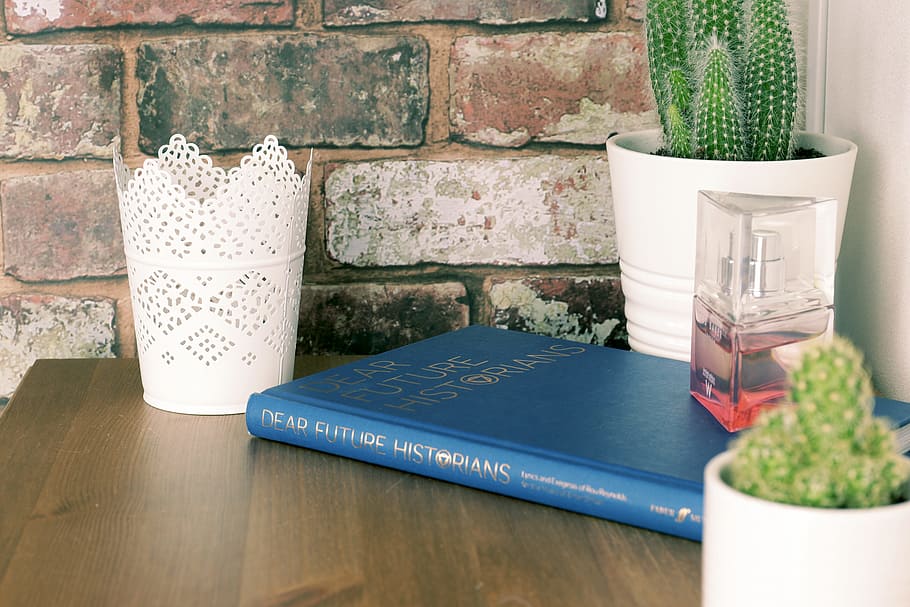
[{"xmin": 0, "ymin": 357, "xmax": 701, "ymax": 606}]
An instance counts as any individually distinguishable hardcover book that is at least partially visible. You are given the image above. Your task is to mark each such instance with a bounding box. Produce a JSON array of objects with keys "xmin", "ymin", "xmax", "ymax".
[{"xmin": 246, "ymin": 326, "xmax": 910, "ymax": 541}]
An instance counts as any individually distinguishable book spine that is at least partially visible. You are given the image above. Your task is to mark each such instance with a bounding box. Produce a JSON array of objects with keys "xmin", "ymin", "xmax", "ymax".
[{"xmin": 246, "ymin": 392, "xmax": 704, "ymax": 541}]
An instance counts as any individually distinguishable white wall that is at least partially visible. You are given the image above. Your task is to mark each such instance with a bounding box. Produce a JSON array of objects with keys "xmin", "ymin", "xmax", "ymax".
[{"xmin": 823, "ymin": 2, "xmax": 910, "ymax": 400}]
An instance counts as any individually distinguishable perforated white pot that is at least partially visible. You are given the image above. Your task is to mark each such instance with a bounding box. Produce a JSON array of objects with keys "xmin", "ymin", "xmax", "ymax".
[{"xmin": 114, "ymin": 135, "xmax": 312, "ymax": 414}]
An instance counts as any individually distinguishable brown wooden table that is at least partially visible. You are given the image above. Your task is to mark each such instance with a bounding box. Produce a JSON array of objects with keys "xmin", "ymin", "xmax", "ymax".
[{"xmin": 0, "ymin": 357, "xmax": 701, "ymax": 606}]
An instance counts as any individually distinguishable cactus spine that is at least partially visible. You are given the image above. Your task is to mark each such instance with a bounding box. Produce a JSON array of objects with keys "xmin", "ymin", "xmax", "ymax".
[
  {"xmin": 728, "ymin": 336, "xmax": 910, "ymax": 508},
  {"xmin": 645, "ymin": 0, "xmax": 799, "ymax": 161}
]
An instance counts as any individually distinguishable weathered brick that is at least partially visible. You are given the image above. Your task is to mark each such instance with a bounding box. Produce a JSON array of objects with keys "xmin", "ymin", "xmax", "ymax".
[
  {"xmin": 324, "ymin": 0, "xmax": 606, "ymax": 26},
  {"xmin": 450, "ymin": 32, "xmax": 656, "ymax": 147},
  {"xmin": 324, "ymin": 155, "xmax": 615, "ymax": 267},
  {"xmin": 4, "ymin": 0, "xmax": 295, "ymax": 34},
  {"xmin": 136, "ymin": 34, "xmax": 429, "ymax": 153},
  {"xmin": 487, "ymin": 276, "xmax": 626, "ymax": 347},
  {"xmin": 626, "ymin": 0, "xmax": 645, "ymax": 20},
  {"xmin": 0, "ymin": 44, "xmax": 121, "ymax": 159},
  {"xmin": 1, "ymin": 170, "xmax": 125, "ymax": 282},
  {"xmin": 0, "ymin": 294, "xmax": 116, "ymax": 401},
  {"xmin": 297, "ymin": 282, "xmax": 469, "ymax": 354}
]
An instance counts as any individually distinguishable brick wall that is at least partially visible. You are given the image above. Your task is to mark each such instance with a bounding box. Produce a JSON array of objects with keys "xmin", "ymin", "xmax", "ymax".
[{"xmin": 0, "ymin": 0, "xmax": 655, "ymax": 402}]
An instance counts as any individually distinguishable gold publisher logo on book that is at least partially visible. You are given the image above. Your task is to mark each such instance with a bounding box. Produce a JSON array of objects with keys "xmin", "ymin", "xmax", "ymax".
[{"xmin": 650, "ymin": 504, "xmax": 698, "ymax": 524}]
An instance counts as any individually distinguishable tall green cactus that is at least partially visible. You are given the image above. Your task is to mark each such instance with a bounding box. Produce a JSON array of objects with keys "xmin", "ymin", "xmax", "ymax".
[
  {"xmin": 645, "ymin": 0, "xmax": 694, "ymax": 158},
  {"xmin": 744, "ymin": 0, "xmax": 798, "ymax": 160},
  {"xmin": 645, "ymin": 0, "xmax": 799, "ymax": 161},
  {"xmin": 691, "ymin": 0, "xmax": 743, "ymax": 53},
  {"xmin": 728, "ymin": 336, "xmax": 910, "ymax": 508},
  {"xmin": 695, "ymin": 39, "xmax": 746, "ymax": 160}
]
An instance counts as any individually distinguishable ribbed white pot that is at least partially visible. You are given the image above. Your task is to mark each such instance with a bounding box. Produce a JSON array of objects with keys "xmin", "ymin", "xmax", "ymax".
[
  {"xmin": 606, "ymin": 130, "xmax": 857, "ymax": 362},
  {"xmin": 702, "ymin": 451, "xmax": 910, "ymax": 607}
]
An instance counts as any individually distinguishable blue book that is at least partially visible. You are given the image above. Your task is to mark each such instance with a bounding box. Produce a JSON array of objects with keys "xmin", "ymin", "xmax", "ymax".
[{"xmin": 246, "ymin": 325, "xmax": 910, "ymax": 541}]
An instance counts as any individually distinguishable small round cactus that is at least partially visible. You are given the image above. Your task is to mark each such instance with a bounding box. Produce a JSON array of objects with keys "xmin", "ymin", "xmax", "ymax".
[{"xmin": 728, "ymin": 336, "xmax": 910, "ymax": 508}]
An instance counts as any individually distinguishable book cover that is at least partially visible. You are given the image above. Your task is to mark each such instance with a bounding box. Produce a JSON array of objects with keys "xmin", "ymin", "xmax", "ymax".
[{"xmin": 246, "ymin": 326, "xmax": 910, "ymax": 541}]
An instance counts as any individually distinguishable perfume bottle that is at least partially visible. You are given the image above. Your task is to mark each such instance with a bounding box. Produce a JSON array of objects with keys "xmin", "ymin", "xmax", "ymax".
[{"xmin": 689, "ymin": 191, "xmax": 838, "ymax": 431}]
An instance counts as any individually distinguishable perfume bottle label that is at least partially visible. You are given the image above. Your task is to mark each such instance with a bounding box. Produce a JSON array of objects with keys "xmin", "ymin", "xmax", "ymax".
[
  {"xmin": 700, "ymin": 368, "xmax": 717, "ymax": 399},
  {"xmin": 706, "ymin": 317, "xmax": 727, "ymax": 344}
]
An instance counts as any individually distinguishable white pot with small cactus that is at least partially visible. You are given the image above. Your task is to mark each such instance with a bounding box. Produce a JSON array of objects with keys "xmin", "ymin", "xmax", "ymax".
[
  {"xmin": 702, "ymin": 337, "xmax": 910, "ymax": 607},
  {"xmin": 606, "ymin": 0, "xmax": 857, "ymax": 361}
]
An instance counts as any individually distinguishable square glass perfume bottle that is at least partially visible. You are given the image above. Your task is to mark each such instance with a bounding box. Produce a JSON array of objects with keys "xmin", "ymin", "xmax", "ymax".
[{"xmin": 689, "ymin": 191, "xmax": 838, "ymax": 431}]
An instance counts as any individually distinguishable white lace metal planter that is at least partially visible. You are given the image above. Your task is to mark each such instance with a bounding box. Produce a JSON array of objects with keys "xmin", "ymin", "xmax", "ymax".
[{"xmin": 114, "ymin": 135, "xmax": 312, "ymax": 414}]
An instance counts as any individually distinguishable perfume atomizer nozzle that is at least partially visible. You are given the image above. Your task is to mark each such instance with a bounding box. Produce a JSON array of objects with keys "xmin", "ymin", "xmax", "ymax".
[
  {"xmin": 717, "ymin": 229, "xmax": 786, "ymax": 297},
  {"xmin": 747, "ymin": 229, "xmax": 784, "ymax": 296}
]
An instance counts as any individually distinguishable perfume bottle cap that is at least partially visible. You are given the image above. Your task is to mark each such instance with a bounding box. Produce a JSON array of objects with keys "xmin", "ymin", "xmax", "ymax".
[
  {"xmin": 694, "ymin": 191, "xmax": 838, "ymax": 319},
  {"xmin": 748, "ymin": 229, "xmax": 784, "ymax": 296}
]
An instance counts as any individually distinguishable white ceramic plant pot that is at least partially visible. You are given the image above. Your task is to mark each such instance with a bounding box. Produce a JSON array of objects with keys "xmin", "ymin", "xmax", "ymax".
[
  {"xmin": 606, "ymin": 129, "xmax": 857, "ymax": 362},
  {"xmin": 702, "ymin": 451, "xmax": 910, "ymax": 607}
]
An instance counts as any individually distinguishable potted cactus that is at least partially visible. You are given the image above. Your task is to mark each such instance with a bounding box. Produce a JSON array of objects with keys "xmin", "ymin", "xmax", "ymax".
[
  {"xmin": 702, "ymin": 337, "xmax": 910, "ymax": 607},
  {"xmin": 605, "ymin": 0, "xmax": 857, "ymax": 362}
]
